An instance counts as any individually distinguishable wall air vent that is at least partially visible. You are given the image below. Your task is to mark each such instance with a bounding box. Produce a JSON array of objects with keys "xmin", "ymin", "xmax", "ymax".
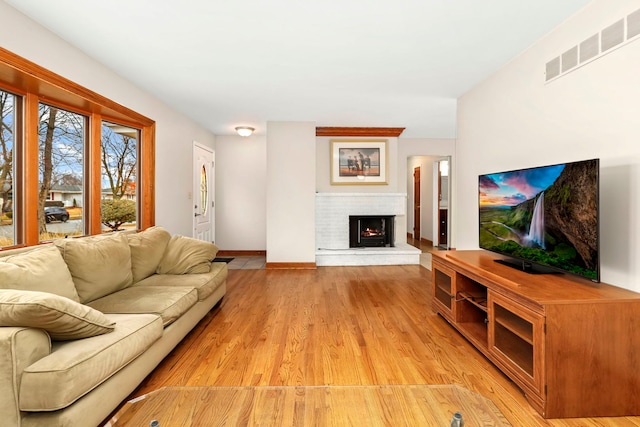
[
  {"xmin": 545, "ymin": 8, "xmax": 640, "ymax": 83},
  {"xmin": 579, "ymin": 34, "xmax": 599, "ymax": 63},
  {"xmin": 561, "ymin": 46, "xmax": 579, "ymax": 72},
  {"xmin": 601, "ymin": 19, "xmax": 625, "ymax": 52},
  {"xmin": 545, "ymin": 57, "xmax": 561, "ymax": 81},
  {"xmin": 628, "ymin": 8, "xmax": 640, "ymax": 39}
]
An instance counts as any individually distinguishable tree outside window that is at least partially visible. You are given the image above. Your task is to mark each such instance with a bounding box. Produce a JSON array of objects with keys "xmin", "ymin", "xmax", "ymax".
[
  {"xmin": 0, "ymin": 90, "xmax": 15, "ymax": 247},
  {"xmin": 101, "ymin": 122, "xmax": 138, "ymax": 232},
  {"xmin": 38, "ymin": 103, "xmax": 85, "ymax": 242}
]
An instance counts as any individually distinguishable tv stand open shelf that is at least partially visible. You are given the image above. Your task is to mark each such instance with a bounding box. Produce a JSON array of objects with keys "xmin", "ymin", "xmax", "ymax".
[{"xmin": 431, "ymin": 250, "xmax": 640, "ymax": 419}]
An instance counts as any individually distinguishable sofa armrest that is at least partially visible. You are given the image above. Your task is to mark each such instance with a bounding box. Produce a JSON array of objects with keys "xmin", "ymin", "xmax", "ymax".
[{"xmin": 0, "ymin": 327, "xmax": 51, "ymax": 427}]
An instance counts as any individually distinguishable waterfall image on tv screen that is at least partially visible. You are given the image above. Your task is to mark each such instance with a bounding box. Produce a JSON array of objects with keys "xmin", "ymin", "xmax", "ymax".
[{"xmin": 479, "ymin": 159, "xmax": 599, "ymax": 281}]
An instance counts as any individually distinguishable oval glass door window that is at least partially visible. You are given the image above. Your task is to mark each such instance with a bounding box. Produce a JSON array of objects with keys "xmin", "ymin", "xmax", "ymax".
[{"xmin": 200, "ymin": 164, "xmax": 208, "ymax": 215}]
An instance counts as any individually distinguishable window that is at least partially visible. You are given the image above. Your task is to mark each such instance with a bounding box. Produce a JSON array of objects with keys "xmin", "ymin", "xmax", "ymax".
[
  {"xmin": 0, "ymin": 47, "xmax": 155, "ymax": 249},
  {"xmin": 38, "ymin": 103, "xmax": 86, "ymax": 242},
  {"xmin": 0, "ymin": 90, "xmax": 16, "ymax": 247},
  {"xmin": 200, "ymin": 164, "xmax": 208, "ymax": 216},
  {"xmin": 101, "ymin": 122, "xmax": 138, "ymax": 232}
]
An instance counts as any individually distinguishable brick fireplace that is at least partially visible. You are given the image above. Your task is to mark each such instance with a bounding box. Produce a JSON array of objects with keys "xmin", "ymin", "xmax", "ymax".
[{"xmin": 315, "ymin": 193, "xmax": 420, "ymax": 266}]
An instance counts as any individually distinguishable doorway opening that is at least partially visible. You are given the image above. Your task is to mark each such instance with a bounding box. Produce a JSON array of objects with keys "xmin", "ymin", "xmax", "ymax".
[
  {"xmin": 436, "ymin": 158, "xmax": 450, "ymax": 249},
  {"xmin": 413, "ymin": 166, "xmax": 421, "ymax": 240},
  {"xmin": 407, "ymin": 155, "xmax": 451, "ymax": 250}
]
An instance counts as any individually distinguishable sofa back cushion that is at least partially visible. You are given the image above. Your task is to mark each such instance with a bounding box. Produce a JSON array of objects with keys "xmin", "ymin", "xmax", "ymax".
[
  {"xmin": 55, "ymin": 233, "xmax": 133, "ymax": 303},
  {"xmin": 0, "ymin": 245, "xmax": 80, "ymax": 302},
  {"xmin": 127, "ymin": 226, "xmax": 171, "ymax": 283},
  {"xmin": 157, "ymin": 235, "xmax": 219, "ymax": 275}
]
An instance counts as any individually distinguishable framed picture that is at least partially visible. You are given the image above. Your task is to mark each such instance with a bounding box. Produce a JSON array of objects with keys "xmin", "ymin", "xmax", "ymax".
[{"xmin": 330, "ymin": 139, "xmax": 388, "ymax": 185}]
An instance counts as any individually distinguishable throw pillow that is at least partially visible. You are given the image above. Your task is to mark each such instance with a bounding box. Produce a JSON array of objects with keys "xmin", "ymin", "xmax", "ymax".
[
  {"xmin": 157, "ymin": 235, "xmax": 218, "ymax": 275},
  {"xmin": 0, "ymin": 289, "xmax": 115, "ymax": 341},
  {"xmin": 55, "ymin": 232, "xmax": 133, "ymax": 303},
  {"xmin": 127, "ymin": 226, "xmax": 171, "ymax": 283},
  {"xmin": 0, "ymin": 245, "xmax": 80, "ymax": 302}
]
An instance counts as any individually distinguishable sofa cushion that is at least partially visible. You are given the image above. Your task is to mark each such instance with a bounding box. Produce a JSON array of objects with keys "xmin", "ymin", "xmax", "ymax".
[
  {"xmin": 19, "ymin": 313, "xmax": 162, "ymax": 412},
  {"xmin": 0, "ymin": 290, "xmax": 115, "ymax": 341},
  {"xmin": 87, "ymin": 286, "xmax": 198, "ymax": 326},
  {"xmin": 127, "ymin": 226, "xmax": 171, "ymax": 283},
  {"xmin": 55, "ymin": 232, "xmax": 133, "ymax": 303},
  {"xmin": 0, "ymin": 245, "xmax": 79, "ymax": 302},
  {"xmin": 157, "ymin": 235, "xmax": 218, "ymax": 275},
  {"xmin": 134, "ymin": 262, "xmax": 228, "ymax": 301}
]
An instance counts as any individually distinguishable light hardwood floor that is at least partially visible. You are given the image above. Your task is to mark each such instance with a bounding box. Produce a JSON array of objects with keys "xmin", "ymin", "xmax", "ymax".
[{"xmin": 121, "ymin": 266, "xmax": 640, "ymax": 427}]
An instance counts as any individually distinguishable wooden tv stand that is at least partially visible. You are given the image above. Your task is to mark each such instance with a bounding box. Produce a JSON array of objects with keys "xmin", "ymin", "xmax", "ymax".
[{"xmin": 430, "ymin": 250, "xmax": 640, "ymax": 419}]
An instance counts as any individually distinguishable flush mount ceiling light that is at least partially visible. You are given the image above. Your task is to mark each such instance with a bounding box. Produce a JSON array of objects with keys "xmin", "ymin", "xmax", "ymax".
[{"xmin": 235, "ymin": 126, "xmax": 255, "ymax": 137}]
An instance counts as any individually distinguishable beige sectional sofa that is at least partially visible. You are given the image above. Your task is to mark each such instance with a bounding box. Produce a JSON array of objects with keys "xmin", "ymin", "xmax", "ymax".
[{"xmin": 0, "ymin": 226, "xmax": 227, "ymax": 427}]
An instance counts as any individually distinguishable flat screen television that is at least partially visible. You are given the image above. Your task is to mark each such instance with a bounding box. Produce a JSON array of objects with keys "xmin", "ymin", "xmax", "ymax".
[{"xmin": 478, "ymin": 158, "xmax": 600, "ymax": 282}]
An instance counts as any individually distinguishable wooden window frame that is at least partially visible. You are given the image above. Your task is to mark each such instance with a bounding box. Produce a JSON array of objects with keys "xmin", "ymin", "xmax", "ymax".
[{"xmin": 0, "ymin": 47, "xmax": 155, "ymax": 248}]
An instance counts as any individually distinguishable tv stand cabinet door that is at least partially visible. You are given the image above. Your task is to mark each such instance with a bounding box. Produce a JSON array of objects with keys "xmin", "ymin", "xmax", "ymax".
[
  {"xmin": 543, "ymin": 302, "xmax": 640, "ymax": 418},
  {"xmin": 431, "ymin": 260, "xmax": 455, "ymax": 322},
  {"xmin": 488, "ymin": 291, "xmax": 545, "ymax": 405}
]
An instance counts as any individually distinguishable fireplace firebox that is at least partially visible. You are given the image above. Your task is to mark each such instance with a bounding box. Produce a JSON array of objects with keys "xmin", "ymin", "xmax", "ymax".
[{"xmin": 349, "ymin": 215, "xmax": 395, "ymax": 248}]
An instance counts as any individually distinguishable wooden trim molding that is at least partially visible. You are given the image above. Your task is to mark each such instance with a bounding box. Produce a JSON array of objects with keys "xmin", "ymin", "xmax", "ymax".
[
  {"xmin": 0, "ymin": 47, "xmax": 153, "ymax": 126},
  {"xmin": 421, "ymin": 237, "xmax": 433, "ymax": 246},
  {"xmin": 266, "ymin": 262, "xmax": 317, "ymax": 270},
  {"xmin": 89, "ymin": 113, "xmax": 103, "ymax": 236},
  {"xmin": 139, "ymin": 123, "xmax": 156, "ymax": 229},
  {"xmin": 23, "ymin": 93, "xmax": 39, "ymax": 246},
  {"xmin": 316, "ymin": 127, "xmax": 405, "ymax": 137}
]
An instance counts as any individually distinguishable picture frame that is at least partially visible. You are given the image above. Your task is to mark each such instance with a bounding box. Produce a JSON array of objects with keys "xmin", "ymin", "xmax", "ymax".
[{"xmin": 330, "ymin": 139, "xmax": 388, "ymax": 185}]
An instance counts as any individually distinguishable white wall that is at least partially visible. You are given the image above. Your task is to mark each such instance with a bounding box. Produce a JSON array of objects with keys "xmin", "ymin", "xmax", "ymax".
[
  {"xmin": 457, "ymin": 0, "xmax": 640, "ymax": 291},
  {"xmin": 0, "ymin": 2, "xmax": 216, "ymax": 237},
  {"xmin": 266, "ymin": 122, "xmax": 316, "ymax": 263},
  {"xmin": 215, "ymin": 135, "xmax": 267, "ymax": 250}
]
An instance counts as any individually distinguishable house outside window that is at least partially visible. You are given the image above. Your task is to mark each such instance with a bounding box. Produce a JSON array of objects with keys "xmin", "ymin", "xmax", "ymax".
[{"xmin": 38, "ymin": 103, "xmax": 86, "ymax": 242}]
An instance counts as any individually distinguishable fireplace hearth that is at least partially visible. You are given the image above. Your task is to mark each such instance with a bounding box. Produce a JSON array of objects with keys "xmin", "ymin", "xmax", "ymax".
[{"xmin": 349, "ymin": 215, "xmax": 395, "ymax": 248}]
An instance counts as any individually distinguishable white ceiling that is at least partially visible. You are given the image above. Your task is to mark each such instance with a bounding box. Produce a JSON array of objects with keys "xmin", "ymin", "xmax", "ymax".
[{"xmin": 6, "ymin": 0, "xmax": 591, "ymax": 138}]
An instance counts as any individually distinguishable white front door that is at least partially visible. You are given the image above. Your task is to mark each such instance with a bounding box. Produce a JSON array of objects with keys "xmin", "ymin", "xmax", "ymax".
[{"xmin": 193, "ymin": 142, "xmax": 214, "ymax": 243}]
